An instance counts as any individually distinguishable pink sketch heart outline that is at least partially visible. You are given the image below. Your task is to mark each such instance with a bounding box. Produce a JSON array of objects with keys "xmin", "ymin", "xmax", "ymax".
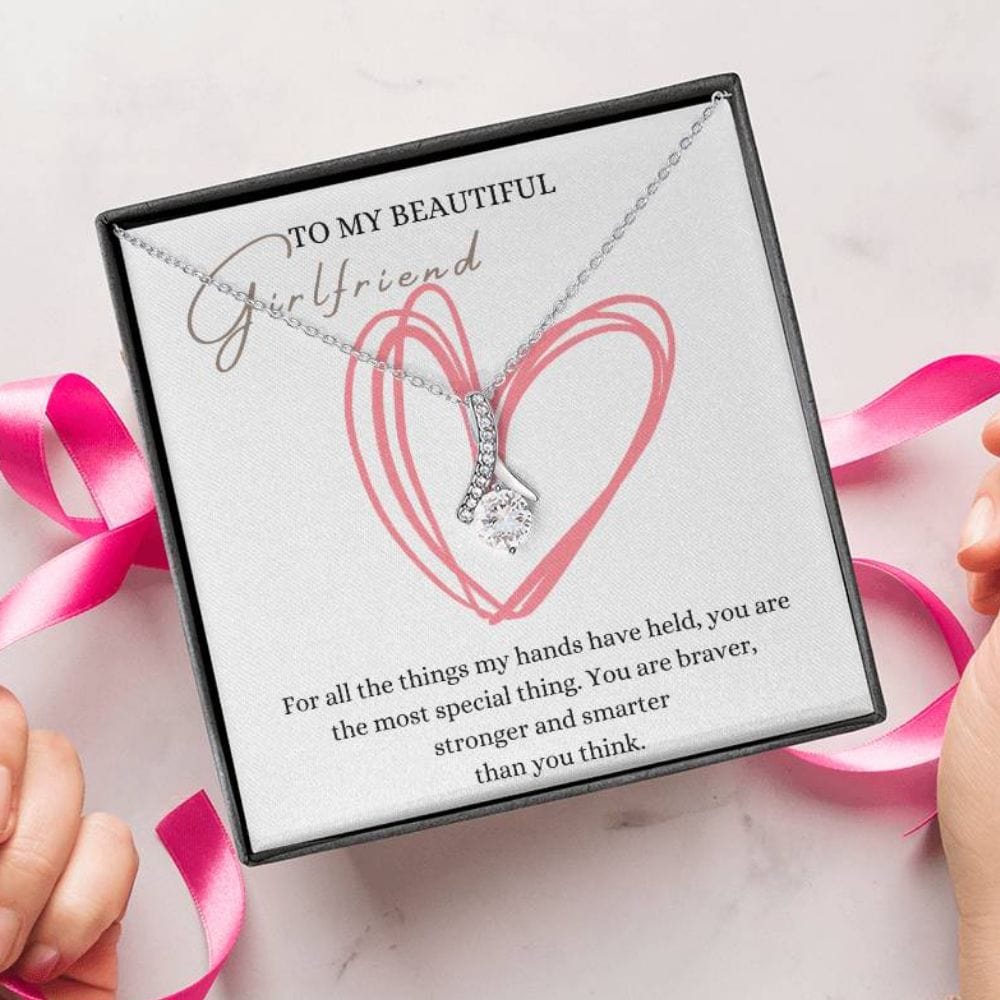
[{"xmin": 344, "ymin": 284, "xmax": 675, "ymax": 624}]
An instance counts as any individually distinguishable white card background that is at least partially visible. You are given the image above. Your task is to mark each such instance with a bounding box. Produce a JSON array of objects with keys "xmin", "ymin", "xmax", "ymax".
[{"xmin": 119, "ymin": 99, "xmax": 876, "ymax": 854}]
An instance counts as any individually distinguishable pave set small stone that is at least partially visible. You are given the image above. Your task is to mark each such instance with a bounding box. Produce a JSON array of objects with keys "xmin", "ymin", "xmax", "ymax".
[{"xmin": 456, "ymin": 393, "xmax": 496, "ymax": 524}]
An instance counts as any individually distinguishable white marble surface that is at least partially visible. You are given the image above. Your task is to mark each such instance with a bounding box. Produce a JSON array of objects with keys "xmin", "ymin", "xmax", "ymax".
[{"xmin": 2, "ymin": 1, "xmax": 997, "ymax": 996}]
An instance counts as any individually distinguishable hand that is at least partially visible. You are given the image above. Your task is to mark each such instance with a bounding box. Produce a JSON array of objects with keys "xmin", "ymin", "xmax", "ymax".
[
  {"xmin": 0, "ymin": 688, "xmax": 138, "ymax": 999},
  {"xmin": 940, "ymin": 412, "xmax": 1000, "ymax": 999}
]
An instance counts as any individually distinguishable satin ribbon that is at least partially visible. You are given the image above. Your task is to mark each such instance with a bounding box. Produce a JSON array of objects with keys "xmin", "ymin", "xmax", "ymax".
[
  {"xmin": 0, "ymin": 374, "xmax": 166, "ymax": 650},
  {"xmin": 0, "ymin": 376, "xmax": 242, "ymax": 999},
  {"xmin": 793, "ymin": 355, "xmax": 1000, "ymax": 823},
  {"xmin": 0, "ymin": 354, "xmax": 999, "ymax": 994}
]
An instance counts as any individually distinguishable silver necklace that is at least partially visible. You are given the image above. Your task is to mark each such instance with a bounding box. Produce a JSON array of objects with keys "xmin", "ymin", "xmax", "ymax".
[{"xmin": 115, "ymin": 90, "xmax": 731, "ymax": 554}]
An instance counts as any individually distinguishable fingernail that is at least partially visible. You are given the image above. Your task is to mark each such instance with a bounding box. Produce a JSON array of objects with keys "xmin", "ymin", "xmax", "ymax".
[
  {"xmin": 961, "ymin": 495, "xmax": 995, "ymax": 550},
  {"xmin": 18, "ymin": 943, "xmax": 60, "ymax": 983},
  {"xmin": 0, "ymin": 767, "xmax": 11, "ymax": 840},
  {"xmin": 0, "ymin": 907, "xmax": 22, "ymax": 966}
]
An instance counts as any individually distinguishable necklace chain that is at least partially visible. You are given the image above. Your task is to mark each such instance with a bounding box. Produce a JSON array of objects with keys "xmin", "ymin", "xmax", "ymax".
[{"xmin": 114, "ymin": 90, "xmax": 730, "ymax": 406}]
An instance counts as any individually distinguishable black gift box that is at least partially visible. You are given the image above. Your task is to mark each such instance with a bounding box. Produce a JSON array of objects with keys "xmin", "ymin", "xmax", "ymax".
[{"xmin": 97, "ymin": 72, "xmax": 883, "ymax": 865}]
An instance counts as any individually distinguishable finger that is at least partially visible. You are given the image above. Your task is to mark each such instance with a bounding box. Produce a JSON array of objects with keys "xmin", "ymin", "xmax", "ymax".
[
  {"xmin": 958, "ymin": 465, "xmax": 1000, "ymax": 571},
  {"xmin": 44, "ymin": 922, "xmax": 121, "ymax": 1000},
  {"xmin": 0, "ymin": 731, "xmax": 83, "ymax": 973},
  {"xmin": 16, "ymin": 813, "xmax": 137, "ymax": 985},
  {"xmin": 968, "ymin": 566, "xmax": 1000, "ymax": 615},
  {"xmin": 982, "ymin": 412, "xmax": 1000, "ymax": 457},
  {"xmin": 0, "ymin": 689, "xmax": 28, "ymax": 844}
]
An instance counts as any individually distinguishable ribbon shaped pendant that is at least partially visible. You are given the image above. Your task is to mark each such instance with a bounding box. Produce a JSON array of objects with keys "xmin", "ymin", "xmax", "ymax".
[{"xmin": 456, "ymin": 392, "xmax": 538, "ymax": 553}]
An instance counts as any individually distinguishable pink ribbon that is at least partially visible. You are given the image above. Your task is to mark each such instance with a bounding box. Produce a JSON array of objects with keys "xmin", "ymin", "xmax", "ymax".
[
  {"xmin": 0, "ymin": 374, "xmax": 166, "ymax": 650},
  {"xmin": 821, "ymin": 354, "xmax": 1000, "ymax": 468},
  {"xmin": 0, "ymin": 353, "xmax": 998, "ymax": 994},
  {"xmin": 792, "ymin": 355, "xmax": 1000, "ymax": 816},
  {"xmin": 0, "ymin": 376, "xmax": 242, "ymax": 999}
]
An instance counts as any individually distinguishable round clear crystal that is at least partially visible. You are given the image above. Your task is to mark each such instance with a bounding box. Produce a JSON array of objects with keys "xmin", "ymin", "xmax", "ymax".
[{"xmin": 474, "ymin": 488, "xmax": 533, "ymax": 552}]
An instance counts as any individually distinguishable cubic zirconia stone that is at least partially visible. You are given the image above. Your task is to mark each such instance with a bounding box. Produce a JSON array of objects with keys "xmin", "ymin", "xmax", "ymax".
[{"xmin": 474, "ymin": 488, "xmax": 533, "ymax": 552}]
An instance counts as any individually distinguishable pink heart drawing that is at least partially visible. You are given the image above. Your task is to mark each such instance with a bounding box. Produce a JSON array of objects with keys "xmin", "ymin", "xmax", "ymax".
[{"xmin": 344, "ymin": 284, "xmax": 674, "ymax": 624}]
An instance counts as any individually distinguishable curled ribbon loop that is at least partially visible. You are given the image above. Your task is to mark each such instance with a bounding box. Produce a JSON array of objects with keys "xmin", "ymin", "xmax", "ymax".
[
  {"xmin": 0, "ymin": 353, "xmax": 999, "ymax": 994},
  {"xmin": 0, "ymin": 374, "xmax": 166, "ymax": 649},
  {"xmin": 789, "ymin": 559, "xmax": 972, "ymax": 833},
  {"xmin": 790, "ymin": 559, "xmax": 971, "ymax": 774}
]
